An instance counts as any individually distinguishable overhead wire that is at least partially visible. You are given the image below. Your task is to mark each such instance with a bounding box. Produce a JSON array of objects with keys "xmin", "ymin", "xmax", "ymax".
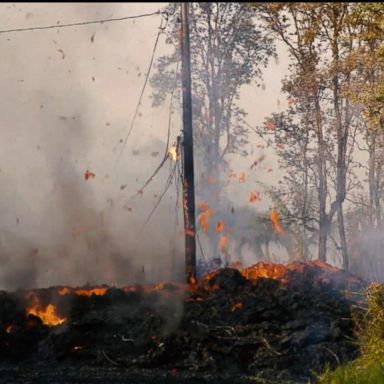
[
  {"xmin": 114, "ymin": 11, "xmax": 169, "ymax": 167},
  {"xmin": 125, "ymin": 60, "xmax": 180, "ymax": 202},
  {"xmin": 137, "ymin": 151, "xmax": 179, "ymax": 236},
  {"xmin": 0, "ymin": 10, "xmax": 162, "ymax": 34}
]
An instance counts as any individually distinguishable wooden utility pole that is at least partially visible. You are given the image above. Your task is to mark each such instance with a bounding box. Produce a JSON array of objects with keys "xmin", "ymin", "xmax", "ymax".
[{"xmin": 180, "ymin": 2, "xmax": 197, "ymax": 284}]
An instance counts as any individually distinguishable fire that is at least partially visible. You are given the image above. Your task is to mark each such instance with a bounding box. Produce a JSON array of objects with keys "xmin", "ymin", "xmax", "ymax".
[
  {"xmin": 197, "ymin": 206, "xmax": 216, "ymax": 233},
  {"xmin": 72, "ymin": 346, "xmax": 83, "ymax": 352},
  {"xmin": 219, "ymin": 235, "xmax": 228, "ymax": 252},
  {"xmin": 230, "ymin": 302, "xmax": 243, "ymax": 312},
  {"xmin": 216, "ymin": 221, "xmax": 225, "ymax": 233},
  {"xmin": 5, "ymin": 324, "xmax": 15, "ymax": 334},
  {"xmin": 238, "ymin": 173, "xmax": 246, "ymax": 183},
  {"xmin": 249, "ymin": 191, "xmax": 261, "ymax": 203},
  {"xmin": 270, "ymin": 208, "xmax": 284, "ymax": 235},
  {"xmin": 168, "ymin": 145, "xmax": 178, "ymax": 161},
  {"xmin": 197, "ymin": 213, "xmax": 209, "ymax": 232},
  {"xmin": 58, "ymin": 287, "xmax": 108, "ymax": 296},
  {"xmin": 265, "ymin": 119, "xmax": 276, "ymax": 130},
  {"xmin": 26, "ymin": 292, "xmax": 66, "ymax": 327}
]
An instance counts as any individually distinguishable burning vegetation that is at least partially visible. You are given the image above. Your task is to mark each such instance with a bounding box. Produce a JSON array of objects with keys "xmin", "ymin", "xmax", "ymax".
[
  {"xmin": 0, "ymin": 2, "xmax": 383, "ymax": 384},
  {"xmin": 0, "ymin": 261, "xmax": 368, "ymax": 383}
]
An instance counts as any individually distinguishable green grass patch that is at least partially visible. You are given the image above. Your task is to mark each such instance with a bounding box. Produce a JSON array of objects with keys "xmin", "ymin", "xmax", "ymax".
[{"xmin": 318, "ymin": 284, "xmax": 384, "ymax": 384}]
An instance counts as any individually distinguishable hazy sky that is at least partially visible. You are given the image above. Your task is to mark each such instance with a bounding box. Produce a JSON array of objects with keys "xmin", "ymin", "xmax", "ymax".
[{"xmin": 0, "ymin": 3, "xmax": 290, "ymax": 289}]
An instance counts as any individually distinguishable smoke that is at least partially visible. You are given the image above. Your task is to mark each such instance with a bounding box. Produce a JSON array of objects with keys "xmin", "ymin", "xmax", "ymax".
[{"xmin": 0, "ymin": 3, "xmax": 186, "ymax": 290}]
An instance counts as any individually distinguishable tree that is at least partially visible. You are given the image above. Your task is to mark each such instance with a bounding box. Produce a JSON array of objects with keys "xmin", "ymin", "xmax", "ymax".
[
  {"xmin": 344, "ymin": 2, "xmax": 384, "ymax": 228},
  {"xmin": 151, "ymin": 3, "xmax": 275, "ymax": 259},
  {"xmin": 257, "ymin": 3, "xmax": 368, "ymax": 269}
]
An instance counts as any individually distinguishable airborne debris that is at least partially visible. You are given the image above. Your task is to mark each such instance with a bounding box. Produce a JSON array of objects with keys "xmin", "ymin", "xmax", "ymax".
[
  {"xmin": 84, "ymin": 170, "xmax": 95, "ymax": 180},
  {"xmin": 58, "ymin": 49, "xmax": 65, "ymax": 59},
  {"xmin": 249, "ymin": 191, "xmax": 261, "ymax": 203}
]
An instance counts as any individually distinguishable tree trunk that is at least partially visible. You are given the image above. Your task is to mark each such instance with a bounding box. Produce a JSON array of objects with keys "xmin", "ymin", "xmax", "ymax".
[{"xmin": 315, "ymin": 97, "xmax": 328, "ymax": 262}]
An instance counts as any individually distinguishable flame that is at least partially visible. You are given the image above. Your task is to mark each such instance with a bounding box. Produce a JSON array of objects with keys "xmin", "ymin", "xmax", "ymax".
[
  {"xmin": 72, "ymin": 346, "xmax": 83, "ymax": 352},
  {"xmin": 168, "ymin": 145, "xmax": 178, "ymax": 161},
  {"xmin": 26, "ymin": 292, "xmax": 66, "ymax": 327},
  {"xmin": 72, "ymin": 225, "xmax": 98, "ymax": 239},
  {"xmin": 229, "ymin": 261, "xmax": 243, "ymax": 270},
  {"xmin": 58, "ymin": 287, "xmax": 108, "ymax": 296},
  {"xmin": 197, "ymin": 213, "xmax": 209, "ymax": 232},
  {"xmin": 219, "ymin": 235, "xmax": 228, "ymax": 252},
  {"xmin": 230, "ymin": 302, "xmax": 243, "ymax": 312},
  {"xmin": 249, "ymin": 191, "xmax": 261, "ymax": 203},
  {"xmin": 216, "ymin": 221, "xmax": 225, "ymax": 233},
  {"xmin": 265, "ymin": 119, "xmax": 276, "ymax": 130},
  {"xmin": 238, "ymin": 173, "xmax": 246, "ymax": 183},
  {"xmin": 5, "ymin": 325, "xmax": 15, "ymax": 334},
  {"xmin": 197, "ymin": 206, "xmax": 216, "ymax": 233},
  {"xmin": 270, "ymin": 208, "xmax": 284, "ymax": 235}
]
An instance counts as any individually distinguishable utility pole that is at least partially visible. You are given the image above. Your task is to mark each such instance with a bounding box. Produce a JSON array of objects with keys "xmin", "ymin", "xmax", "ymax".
[{"xmin": 180, "ymin": 2, "xmax": 197, "ymax": 284}]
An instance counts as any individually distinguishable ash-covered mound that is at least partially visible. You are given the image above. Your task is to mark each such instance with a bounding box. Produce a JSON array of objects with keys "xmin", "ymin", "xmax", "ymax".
[{"xmin": 0, "ymin": 261, "xmax": 367, "ymax": 383}]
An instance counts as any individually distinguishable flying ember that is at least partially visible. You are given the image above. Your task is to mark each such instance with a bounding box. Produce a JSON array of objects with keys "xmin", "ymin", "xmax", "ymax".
[{"xmin": 168, "ymin": 145, "xmax": 178, "ymax": 161}]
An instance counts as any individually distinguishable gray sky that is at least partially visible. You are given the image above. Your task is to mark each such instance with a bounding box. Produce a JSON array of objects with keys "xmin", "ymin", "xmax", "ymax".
[{"xmin": 0, "ymin": 3, "xmax": 291, "ymax": 289}]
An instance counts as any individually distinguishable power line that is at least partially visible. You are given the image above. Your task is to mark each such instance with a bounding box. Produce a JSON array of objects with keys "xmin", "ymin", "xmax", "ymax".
[
  {"xmin": 137, "ymin": 157, "xmax": 179, "ymax": 235},
  {"xmin": 122, "ymin": 60, "xmax": 180, "ymax": 202},
  {"xmin": 114, "ymin": 13, "xmax": 167, "ymax": 167},
  {"xmin": 0, "ymin": 10, "xmax": 162, "ymax": 34}
]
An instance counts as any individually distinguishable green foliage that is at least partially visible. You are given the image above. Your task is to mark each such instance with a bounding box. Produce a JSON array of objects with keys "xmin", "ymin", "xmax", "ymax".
[{"xmin": 318, "ymin": 284, "xmax": 384, "ymax": 384}]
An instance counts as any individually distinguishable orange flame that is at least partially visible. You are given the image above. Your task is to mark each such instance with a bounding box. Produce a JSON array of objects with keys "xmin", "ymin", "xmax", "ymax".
[
  {"xmin": 197, "ymin": 213, "xmax": 209, "ymax": 232},
  {"xmin": 270, "ymin": 209, "xmax": 284, "ymax": 235},
  {"xmin": 72, "ymin": 346, "xmax": 83, "ymax": 352},
  {"xmin": 216, "ymin": 221, "xmax": 225, "ymax": 233},
  {"xmin": 230, "ymin": 302, "xmax": 243, "ymax": 312},
  {"xmin": 26, "ymin": 292, "xmax": 66, "ymax": 327},
  {"xmin": 5, "ymin": 325, "xmax": 15, "ymax": 334},
  {"xmin": 238, "ymin": 173, "xmax": 246, "ymax": 183},
  {"xmin": 249, "ymin": 191, "xmax": 261, "ymax": 203},
  {"xmin": 58, "ymin": 287, "xmax": 108, "ymax": 296},
  {"xmin": 168, "ymin": 145, "xmax": 178, "ymax": 161},
  {"xmin": 197, "ymin": 201, "xmax": 209, "ymax": 211},
  {"xmin": 219, "ymin": 235, "xmax": 228, "ymax": 252}
]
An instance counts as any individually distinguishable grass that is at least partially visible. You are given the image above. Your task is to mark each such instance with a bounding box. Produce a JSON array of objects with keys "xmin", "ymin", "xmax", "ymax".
[{"xmin": 318, "ymin": 284, "xmax": 384, "ymax": 384}]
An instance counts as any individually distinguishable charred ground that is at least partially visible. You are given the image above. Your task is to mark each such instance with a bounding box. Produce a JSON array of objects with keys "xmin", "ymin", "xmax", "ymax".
[{"xmin": 0, "ymin": 261, "xmax": 366, "ymax": 383}]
